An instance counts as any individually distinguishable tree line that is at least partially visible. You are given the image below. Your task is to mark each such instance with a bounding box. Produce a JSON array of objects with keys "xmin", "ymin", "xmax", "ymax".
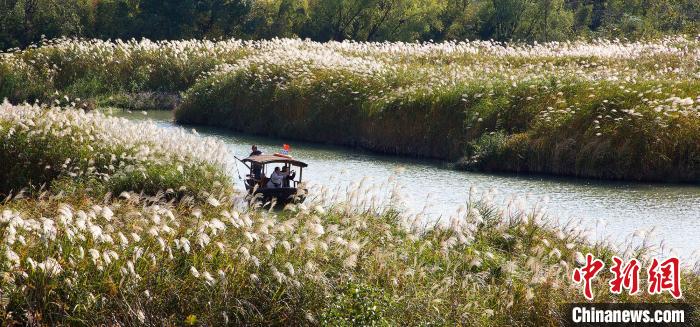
[{"xmin": 2, "ymin": 0, "xmax": 699, "ymax": 49}]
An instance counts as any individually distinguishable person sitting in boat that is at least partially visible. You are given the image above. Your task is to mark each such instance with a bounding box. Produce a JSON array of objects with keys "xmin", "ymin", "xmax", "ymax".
[
  {"xmin": 250, "ymin": 145, "xmax": 263, "ymax": 179},
  {"xmin": 267, "ymin": 167, "xmax": 285, "ymax": 188},
  {"xmin": 281, "ymin": 166, "xmax": 296, "ymax": 187}
]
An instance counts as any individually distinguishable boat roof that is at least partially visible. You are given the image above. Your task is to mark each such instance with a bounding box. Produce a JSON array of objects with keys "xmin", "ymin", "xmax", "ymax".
[{"xmin": 243, "ymin": 154, "xmax": 308, "ymax": 167}]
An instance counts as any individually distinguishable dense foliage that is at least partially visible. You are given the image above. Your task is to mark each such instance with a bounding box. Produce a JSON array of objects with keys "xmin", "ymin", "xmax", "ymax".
[
  {"xmin": 0, "ymin": 102, "xmax": 230, "ymax": 199},
  {"xmin": 1, "ymin": 2, "xmax": 698, "ymax": 323},
  {"xmin": 2, "ymin": 0, "xmax": 700, "ymax": 49},
  {"xmin": 2, "ymin": 37, "xmax": 699, "ymax": 182},
  {"xmin": 0, "ymin": 38, "xmax": 248, "ymax": 102},
  {"xmin": 175, "ymin": 37, "xmax": 700, "ymax": 182},
  {"xmin": 0, "ymin": 104, "xmax": 697, "ymax": 326}
]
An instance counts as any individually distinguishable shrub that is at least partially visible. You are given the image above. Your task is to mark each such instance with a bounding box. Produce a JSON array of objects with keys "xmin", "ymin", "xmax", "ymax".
[{"xmin": 321, "ymin": 282, "xmax": 391, "ymax": 326}]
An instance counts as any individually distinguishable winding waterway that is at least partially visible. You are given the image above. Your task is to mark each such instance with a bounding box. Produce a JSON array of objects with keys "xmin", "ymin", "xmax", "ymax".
[{"xmin": 119, "ymin": 110, "xmax": 700, "ymax": 259}]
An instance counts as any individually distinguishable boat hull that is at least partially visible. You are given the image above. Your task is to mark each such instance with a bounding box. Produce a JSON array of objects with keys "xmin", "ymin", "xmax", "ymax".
[{"xmin": 246, "ymin": 187, "xmax": 307, "ymax": 206}]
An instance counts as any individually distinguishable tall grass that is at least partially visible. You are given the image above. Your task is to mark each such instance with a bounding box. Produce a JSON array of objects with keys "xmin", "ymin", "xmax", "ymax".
[
  {"xmin": 175, "ymin": 37, "xmax": 700, "ymax": 182},
  {"xmin": 0, "ymin": 38, "xmax": 249, "ymax": 103},
  {"xmin": 0, "ymin": 102, "xmax": 230, "ymax": 199},
  {"xmin": 2, "ymin": 183, "xmax": 698, "ymax": 325},
  {"xmin": 2, "ymin": 37, "xmax": 699, "ymax": 182},
  {"xmin": 0, "ymin": 103, "xmax": 697, "ymax": 325}
]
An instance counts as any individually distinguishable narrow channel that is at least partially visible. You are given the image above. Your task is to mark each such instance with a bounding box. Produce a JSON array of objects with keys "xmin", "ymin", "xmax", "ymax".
[{"xmin": 120, "ymin": 110, "xmax": 700, "ymax": 260}]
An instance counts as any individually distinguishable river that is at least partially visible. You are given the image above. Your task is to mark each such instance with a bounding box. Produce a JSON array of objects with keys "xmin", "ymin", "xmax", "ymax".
[{"xmin": 118, "ymin": 110, "xmax": 700, "ymax": 260}]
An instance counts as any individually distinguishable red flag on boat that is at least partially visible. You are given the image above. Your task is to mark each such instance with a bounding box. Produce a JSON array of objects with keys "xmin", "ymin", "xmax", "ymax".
[{"xmin": 280, "ymin": 144, "xmax": 290, "ymax": 155}]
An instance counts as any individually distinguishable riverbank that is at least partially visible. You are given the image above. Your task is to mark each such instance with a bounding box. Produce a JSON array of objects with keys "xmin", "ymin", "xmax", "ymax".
[
  {"xmin": 2, "ymin": 37, "xmax": 700, "ymax": 182},
  {"xmin": 1, "ymin": 104, "xmax": 698, "ymax": 325},
  {"xmin": 175, "ymin": 38, "xmax": 700, "ymax": 182},
  {"xmin": 0, "ymin": 102, "xmax": 230, "ymax": 199},
  {"xmin": 120, "ymin": 109, "xmax": 700, "ymax": 259}
]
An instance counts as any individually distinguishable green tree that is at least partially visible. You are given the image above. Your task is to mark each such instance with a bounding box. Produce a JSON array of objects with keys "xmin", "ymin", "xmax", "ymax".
[
  {"xmin": 3, "ymin": 0, "xmax": 700, "ymax": 49},
  {"xmin": 477, "ymin": 0, "xmax": 528, "ymax": 41},
  {"xmin": 361, "ymin": 0, "xmax": 444, "ymax": 41},
  {"xmin": 0, "ymin": 0, "xmax": 85, "ymax": 48},
  {"xmin": 646, "ymin": 0, "xmax": 700, "ymax": 36},
  {"xmin": 303, "ymin": 0, "xmax": 442, "ymax": 41},
  {"xmin": 244, "ymin": 0, "xmax": 308, "ymax": 39},
  {"xmin": 515, "ymin": 0, "xmax": 573, "ymax": 41},
  {"xmin": 303, "ymin": 0, "xmax": 377, "ymax": 41},
  {"xmin": 571, "ymin": 3, "xmax": 592, "ymax": 35},
  {"xmin": 192, "ymin": 0, "xmax": 251, "ymax": 39},
  {"xmin": 91, "ymin": 0, "xmax": 140, "ymax": 39},
  {"xmin": 436, "ymin": 0, "xmax": 483, "ymax": 41}
]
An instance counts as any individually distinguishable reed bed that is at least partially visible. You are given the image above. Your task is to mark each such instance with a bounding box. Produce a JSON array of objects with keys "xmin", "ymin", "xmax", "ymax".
[
  {"xmin": 0, "ymin": 103, "xmax": 698, "ymax": 326},
  {"xmin": 176, "ymin": 37, "xmax": 700, "ymax": 182},
  {"xmin": 0, "ymin": 38, "xmax": 248, "ymax": 103},
  {"xmin": 5, "ymin": 189, "xmax": 700, "ymax": 326},
  {"xmin": 0, "ymin": 102, "xmax": 230, "ymax": 199},
  {"xmin": 2, "ymin": 37, "xmax": 699, "ymax": 181}
]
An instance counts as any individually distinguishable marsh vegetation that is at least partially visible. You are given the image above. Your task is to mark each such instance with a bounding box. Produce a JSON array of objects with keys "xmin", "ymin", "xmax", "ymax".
[
  {"xmin": 2, "ymin": 37, "xmax": 699, "ymax": 182},
  {"xmin": 1, "ymin": 103, "xmax": 698, "ymax": 325}
]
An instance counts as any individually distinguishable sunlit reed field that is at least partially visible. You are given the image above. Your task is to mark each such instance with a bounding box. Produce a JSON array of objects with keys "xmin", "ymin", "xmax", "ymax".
[
  {"xmin": 0, "ymin": 102, "xmax": 230, "ymax": 200},
  {"xmin": 2, "ymin": 37, "xmax": 700, "ymax": 182},
  {"xmin": 0, "ymin": 103, "xmax": 698, "ymax": 325}
]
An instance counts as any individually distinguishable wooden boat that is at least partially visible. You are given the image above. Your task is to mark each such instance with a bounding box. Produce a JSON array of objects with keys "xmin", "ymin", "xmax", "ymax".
[{"xmin": 240, "ymin": 154, "xmax": 308, "ymax": 205}]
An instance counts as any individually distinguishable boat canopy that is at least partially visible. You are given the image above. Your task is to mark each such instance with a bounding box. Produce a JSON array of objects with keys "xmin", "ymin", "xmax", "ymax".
[{"xmin": 242, "ymin": 154, "xmax": 308, "ymax": 168}]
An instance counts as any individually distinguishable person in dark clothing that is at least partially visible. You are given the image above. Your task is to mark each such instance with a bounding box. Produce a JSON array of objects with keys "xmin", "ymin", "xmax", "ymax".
[
  {"xmin": 281, "ymin": 166, "xmax": 296, "ymax": 187},
  {"xmin": 250, "ymin": 145, "xmax": 262, "ymax": 156},
  {"xmin": 250, "ymin": 145, "xmax": 263, "ymax": 179}
]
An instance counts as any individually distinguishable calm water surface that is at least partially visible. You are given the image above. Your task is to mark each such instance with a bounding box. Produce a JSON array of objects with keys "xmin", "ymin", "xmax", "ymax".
[{"xmin": 119, "ymin": 110, "xmax": 700, "ymax": 259}]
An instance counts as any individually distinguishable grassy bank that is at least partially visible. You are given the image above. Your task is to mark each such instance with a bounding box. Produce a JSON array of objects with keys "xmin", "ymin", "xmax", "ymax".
[
  {"xmin": 3, "ymin": 190, "xmax": 698, "ymax": 326},
  {"xmin": 0, "ymin": 38, "xmax": 248, "ymax": 104},
  {"xmin": 0, "ymin": 102, "xmax": 230, "ymax": 199},
  {"xmin": 0, "ymin": 103, "xmax": 698, "ymax": 325},
  {"xmin": 176, "ymin": 37, "xmax": 700, "ymax": 182},
  {"xmin": 2, "ymin": 37, "xmax": 700, "ymax": 182}
]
